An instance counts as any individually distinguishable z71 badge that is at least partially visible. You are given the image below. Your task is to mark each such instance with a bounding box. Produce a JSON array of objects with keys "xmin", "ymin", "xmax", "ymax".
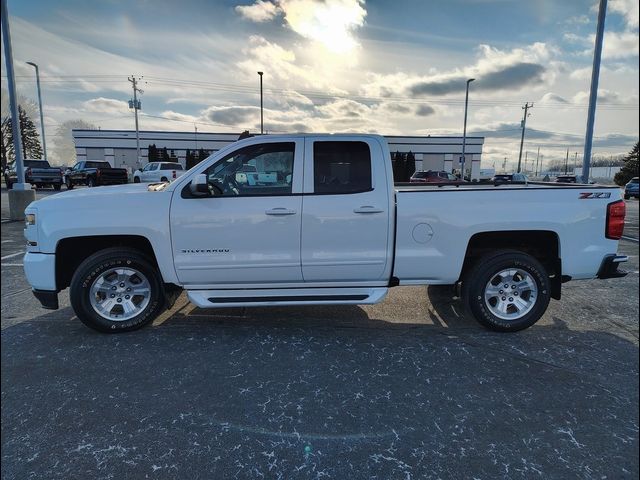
[{"xmin": 579, "ymin": 192, "xmax": 611, "ymax": 199}]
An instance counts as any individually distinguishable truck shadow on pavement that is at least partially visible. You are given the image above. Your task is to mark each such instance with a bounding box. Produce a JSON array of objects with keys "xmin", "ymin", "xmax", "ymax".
[{"xmin": 2, "ymin": 303, "xmax": 638, "ymax": 479}]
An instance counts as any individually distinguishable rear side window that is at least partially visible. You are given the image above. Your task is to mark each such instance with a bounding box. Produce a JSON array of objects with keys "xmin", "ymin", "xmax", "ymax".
[
  {"xmin": 313, "ymin": 141, "xmax": 372, "ymax": 194},
  {"xmin": 86, "ymin": 161, "xmax": 110, "ymax": 169},
  {"xmin": 162, "ymin": 163, "xmax": 183, "ymax": 170},
  {"xmin": 24, "ymin": 160, "xmax": 51, "ymax": 168}
]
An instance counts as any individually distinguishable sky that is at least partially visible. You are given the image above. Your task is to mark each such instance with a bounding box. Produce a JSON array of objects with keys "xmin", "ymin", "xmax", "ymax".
[{"xmin": 1, "ymin": 0, "xmax": 638, "ymax": 169}]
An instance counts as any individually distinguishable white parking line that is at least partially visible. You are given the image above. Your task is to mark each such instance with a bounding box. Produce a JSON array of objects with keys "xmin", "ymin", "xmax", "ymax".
[
  {"xmin": 1, "ymin": 263, "xmax": 23, "ymax": 267},
  {"xmin": 1, "ymin": 251, "xmax": 24, "ymax": 260},
  {"xmin": 1, "ymin": 240, "xmax": 14, "ymax": 243},
  {"xmin": 621, "ymin": 235, "xmax": 639, "ymax": 244}
]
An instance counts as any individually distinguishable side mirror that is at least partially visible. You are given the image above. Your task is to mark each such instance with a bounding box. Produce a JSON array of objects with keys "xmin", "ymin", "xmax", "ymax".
[{"xmin": 190, "ymin": 173, "xmax": 210, "ymax": 196}]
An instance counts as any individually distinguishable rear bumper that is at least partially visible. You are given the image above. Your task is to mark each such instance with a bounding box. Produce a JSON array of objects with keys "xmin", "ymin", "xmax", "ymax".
[
  {"xmin": 33, "ymin": 289, "xmax": 59, "ymax": 310},
  {"xmin": 597, "ymin": 254, "xmax": 629, "ymax": 279}
]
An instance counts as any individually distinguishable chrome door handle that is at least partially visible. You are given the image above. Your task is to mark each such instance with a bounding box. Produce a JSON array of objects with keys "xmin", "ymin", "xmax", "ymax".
[
  {"xmin": 353, "ymin": 206, "xmax": 384, "ymax": 214},
  {"xmin": 265, "ymin": 208, "xmax": 297, "ymax": 216}
]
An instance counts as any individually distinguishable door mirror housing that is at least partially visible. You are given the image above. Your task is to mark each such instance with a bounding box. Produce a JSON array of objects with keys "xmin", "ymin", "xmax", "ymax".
[{"xmin": 190, "ymin": 173, "xmax": 210, "ymax": 196}]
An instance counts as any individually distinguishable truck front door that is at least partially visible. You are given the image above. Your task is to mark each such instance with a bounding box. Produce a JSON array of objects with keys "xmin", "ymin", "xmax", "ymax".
[
  {"xmin": 170, "ymin": 140, "xmax": 304, "ymax": 286},
  {"xmin": 301, "ymin": 138, "xmax": 392, "ymax": 282}
]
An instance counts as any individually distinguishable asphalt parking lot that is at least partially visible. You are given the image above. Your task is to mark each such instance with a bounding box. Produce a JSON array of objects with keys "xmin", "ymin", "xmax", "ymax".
[{"xmin": 1, "ymin": 187, "xmax": 638, "ymax": 479}]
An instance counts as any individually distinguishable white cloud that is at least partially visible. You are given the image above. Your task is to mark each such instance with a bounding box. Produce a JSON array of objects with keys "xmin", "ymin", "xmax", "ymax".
[
  {"xmin": 235, "ymin": 0, "xmax": 367, "ymax": 53},
  {"xmin": 83, "ymin": 97, "xmax": 130, "ymax": 114},
  {"xmin": 235, "ymin": 0, "xmax": 281, "ymax": 22},
  {"xmin": 609, "ymin": 0, "xmax": 639, "ymax": 29}
]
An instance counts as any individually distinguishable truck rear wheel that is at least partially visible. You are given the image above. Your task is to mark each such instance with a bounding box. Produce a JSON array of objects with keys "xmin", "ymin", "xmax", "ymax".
[
  {"xmin": 70, "ymin": 248, "xmax": 166, "ymax": 333},
  {"xmin": 87, "ymin": 177, "xmax": 95, "ymax": 187},
  {"xmin": 462, "ymin": 250, "xmax": 550, "ymax": 332}
]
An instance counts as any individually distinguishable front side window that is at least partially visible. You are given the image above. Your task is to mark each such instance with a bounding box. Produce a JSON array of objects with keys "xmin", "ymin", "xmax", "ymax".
[
  {"xmin": 202, "ymin": 142, "xmax": 295, "ymax": 196},
  {"xmin": 313, "ymin": 141, "xmax": 371, "ymax": 194}
]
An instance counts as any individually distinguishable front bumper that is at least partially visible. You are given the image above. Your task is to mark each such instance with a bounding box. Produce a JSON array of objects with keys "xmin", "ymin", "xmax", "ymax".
[
  {"xmin": 23, "ymin": 252, "xmax": 57, "ymax": 291},
  {"xmin": 597, "ymin": 254, "xmax": 629, "ymax": 279}
]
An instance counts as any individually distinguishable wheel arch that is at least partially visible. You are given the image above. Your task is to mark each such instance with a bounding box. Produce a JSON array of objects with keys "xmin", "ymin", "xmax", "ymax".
[
  {"xmin": 56, "ymin": 235, "xmax": 165, "ymax": 291},
  {"xmin": 460, "ymin": 230, "xmax": 563, "ymax": 300}
]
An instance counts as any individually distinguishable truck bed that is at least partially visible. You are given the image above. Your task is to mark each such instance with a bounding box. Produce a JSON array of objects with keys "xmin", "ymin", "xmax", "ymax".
[{"xmin": 392, "ymin": 182, "xmax": 621, "ymax": 285}]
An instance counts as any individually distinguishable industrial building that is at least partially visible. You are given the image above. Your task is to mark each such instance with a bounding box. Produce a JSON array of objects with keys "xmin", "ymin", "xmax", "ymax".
[{"xmin": 72, "ymin": 129, "xmax": 485, "ymax": 178}]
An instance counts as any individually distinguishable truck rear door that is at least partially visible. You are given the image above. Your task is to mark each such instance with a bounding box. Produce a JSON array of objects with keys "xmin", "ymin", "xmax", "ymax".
[{"xmin": 301, "ymin": 137, "xmax": 392, "ymax": 282}]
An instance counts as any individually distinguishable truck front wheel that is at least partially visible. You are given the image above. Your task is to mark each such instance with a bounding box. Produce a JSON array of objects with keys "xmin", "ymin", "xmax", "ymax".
[
  {"xmin": 462, "ymin": 250, "xmax": 550, "ymax": 332},
  {"xmin": 70, "ymin": 248, "xmax": 166, "ymax": 333}
]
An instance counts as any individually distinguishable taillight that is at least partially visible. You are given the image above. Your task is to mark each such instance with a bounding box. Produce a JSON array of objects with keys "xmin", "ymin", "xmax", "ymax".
[
  {"xmin": 172, "ymin": 170, "xmax": 176, "ymax": 179},
  {"xmin": 606, "ymin": 200, "xmax": 626, "ymax": 240}
]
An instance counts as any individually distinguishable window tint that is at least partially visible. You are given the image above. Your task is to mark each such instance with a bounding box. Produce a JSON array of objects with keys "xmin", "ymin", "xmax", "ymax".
[
  {"xmin": 202, "ymin": 142, "xmax": 295, "ymax": 196},
  {"xmin": 86, "ymin": 161, "xmax": 110, "ymax": 169},
  {"xmin": 24, "ymin": 160, "xmax": 51, "ymax": 168},
  {"xmin": 162, "ymin": 163, "xmax": 183, "ymax": 170},
  {"xmin": 313, "ymin": 141, "xmax": 371, "ymax": 194}
]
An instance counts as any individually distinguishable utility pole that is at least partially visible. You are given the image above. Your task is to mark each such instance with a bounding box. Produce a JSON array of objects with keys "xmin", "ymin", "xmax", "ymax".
[
  {"xmin": 257, "ymin": 71, "xmax": 264, "ymax": 135},
  {"xmin": 502, "ymin": 157, "xmax": 507, "ymax": 172},
  {"xmin": 517, "ymin": 102, "xmax": 533, "ymax": 173},
  {"xmin": 564, "ymin": 148, "xmax": 569, "ymax": 174},
  {"xmin": 582, "ymin": 0, "xmax": 607, "ymax": 183},
  {"xmin": 128, "ymin": 75, "xmax": 143, "ymax": 167},
  {"xmin": 573, "ymin": 152, "xmax": 578, "ymax": 174},
  {"xmin": 2, "ymin": 0, "xmax": 35, "ymax": 218},
  {"xmin": 26, "ymin": 62, "xmax": 47, "ymax": 163},
  {"xmin": 460, "ymin": 78, "xmax": 475, "ymax": 180},
  {"xmin": 194, "ymin": 124, "xmax": 198, "ymax": 150},
  {"xmin": 535, "ymin": 146, "xmax": 540, "ymax": 176}
]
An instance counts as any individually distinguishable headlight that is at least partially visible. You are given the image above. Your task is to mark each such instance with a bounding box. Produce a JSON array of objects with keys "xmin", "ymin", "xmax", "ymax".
[{"xmin": 25, "ymin": 213, "xmax": 36, "ymax": 225}]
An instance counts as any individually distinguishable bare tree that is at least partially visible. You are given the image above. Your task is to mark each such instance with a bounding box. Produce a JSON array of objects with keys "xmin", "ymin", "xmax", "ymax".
[{"xmin": 51, "ymin": 120, "xmax": 97, "ymax": 166}]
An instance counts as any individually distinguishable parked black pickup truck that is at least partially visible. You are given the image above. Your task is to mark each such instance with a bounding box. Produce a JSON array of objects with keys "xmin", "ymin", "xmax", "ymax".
[
  {"xmin": 65, "ymin": 161, "xmax": 128, "ymax": 189},
  {"xmin": 3, "ymin": 159, "xmax": 63, "ymax": 190}
]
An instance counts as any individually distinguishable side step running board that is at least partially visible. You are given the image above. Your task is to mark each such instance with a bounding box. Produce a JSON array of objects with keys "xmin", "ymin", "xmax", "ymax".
[{"xmin": 187, "ymin": 287, "xmax": 388, "ymax": 308}]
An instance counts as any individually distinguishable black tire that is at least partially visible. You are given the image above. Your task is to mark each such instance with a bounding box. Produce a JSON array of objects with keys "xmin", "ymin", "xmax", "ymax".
[
  {"xmin": 66, "ymin": 179, "xmax": 74, "ymax": 190},
  {"xmin": 160, "ymin": 177, "xmax": 168, "ymax": 182},
  {"xmin": 133, "ymin": 177, "xmax": 141, "ymax": 183},
  {"xmin": 462, "ymin": 250, "xmax": 551, "ymax": 332},
  {"xmin": 70, "ymin": 247, "xmax": 166, "ymax": 333},
  {"xmin": 53, "ymin": 184, "xmax": 62, "ymax": 191},
  {"xmin": 624, "ymin": 194, "xmax": 630, "ymax": 200},
  {"xmin": 87, "ymin": 177, "xmax": 95, "ymax": 187}
]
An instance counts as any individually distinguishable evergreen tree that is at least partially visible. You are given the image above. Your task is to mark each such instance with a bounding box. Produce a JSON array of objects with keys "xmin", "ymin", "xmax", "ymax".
[
  {"xmin": 185, "ymin": 149, "xmax": 197, "ymax": 169},
  {"xmin": 19, "ymin": 106, "xmax": 43, "ymax": 160},
  {"xmin": 1, "ymin": 117, "xmax": 12, "ymax": 172},
  {"xmin": 197, "ymin": 148, "xmax": 208, "ymax": 163},
  {"xmin": 161, "ymin": 147, "xmax": 170, "ymax": 161},
  {"xmin": 405, "ymin": 151, "xmax": 416, "ymax": 180},
  {"xmin": 148, "ymin": 144, "xmax": 159, "ymax": 162},
  {"xmin": 614, "ymin": 141, "xmax": 639, "ymax": 185},
  {"xmin": 1, "ymin": 107, "xmax": 43, "ymax": 167},
  {"xmin": 238, "ymin": 130, "xmax": 252, "ymax": 140}
]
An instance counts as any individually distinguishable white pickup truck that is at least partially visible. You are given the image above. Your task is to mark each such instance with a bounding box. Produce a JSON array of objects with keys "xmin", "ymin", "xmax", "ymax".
[{"xmin": 23, "ymin": 134, "xmax": 628, "ymax": 333}]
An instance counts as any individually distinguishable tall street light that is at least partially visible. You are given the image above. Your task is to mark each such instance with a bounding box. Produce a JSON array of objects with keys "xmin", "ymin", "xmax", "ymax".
[
  {"xmin": 460, "ymin": 78, "xmax": 475, "ymax": 180},
  {"xmin": 257, "ymin": 71, "xmax": 264, "ymax": 134},
  {"xmin": 26, "ymin": 61, "xmax": 47, "ymax": 163}
]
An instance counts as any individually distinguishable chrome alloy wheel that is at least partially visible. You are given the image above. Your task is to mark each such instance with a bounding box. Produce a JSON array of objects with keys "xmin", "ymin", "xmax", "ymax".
[
  {"xmin": 484, "ymin": 268, "xmax": 538, "ymax": 321},
  {"xmin": 89, "ymin": 267, "xmax": 151, "ymax": 321}
]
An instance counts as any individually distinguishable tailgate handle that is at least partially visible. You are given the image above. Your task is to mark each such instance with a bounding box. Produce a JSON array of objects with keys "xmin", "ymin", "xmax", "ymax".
[
  {"xmin": 354, "ymin": 206, "xmax": 384, "ymax": 214},
  {"xmin": 265, "ymin": 208, "xmax": 297, "ymax": 216}
]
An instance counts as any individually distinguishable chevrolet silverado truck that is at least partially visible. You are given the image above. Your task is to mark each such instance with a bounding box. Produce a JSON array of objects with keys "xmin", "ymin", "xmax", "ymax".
[
  {"xmin": 65, "ymin": 160, "xmax": 128, "ymax": 189},
  {"xmin": 23, "ymin": 134, "xmax": 628, "ymax": 333}
]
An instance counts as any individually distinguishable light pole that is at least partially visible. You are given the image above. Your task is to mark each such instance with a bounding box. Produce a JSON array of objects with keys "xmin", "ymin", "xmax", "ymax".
[
  {"xmin": 257, "ymin": 71, "xmax": 264, "ymax": 135},
  {"xmin": 460, "ymin": 78, "xmax": 474, "ymax": 180},
  {"xmin": 25, "ymin": 62, "xmax": 47, "ymax": 163}
]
